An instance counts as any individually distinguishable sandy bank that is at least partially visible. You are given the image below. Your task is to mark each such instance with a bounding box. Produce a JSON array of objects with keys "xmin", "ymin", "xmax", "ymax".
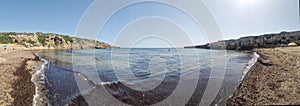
[
  {"xmin": 227, "ymin": 47, "xmax": 300, "ymax": 105},
  {"xmin": 0, "ymin": 49, "xmax": 42, "ymax": 105}
]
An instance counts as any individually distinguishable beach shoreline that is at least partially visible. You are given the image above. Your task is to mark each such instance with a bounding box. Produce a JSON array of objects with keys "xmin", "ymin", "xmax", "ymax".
[
  {"xmin": 1, "ymin": 45, "xmax": 299, "ymax": 105},
  {"xmin": 227, "ymin": 47, "xmax": 300, "ymax": 105},
  {"xmin": 0, "ymin": 49, "xmax": 43, "ymax": 105}
]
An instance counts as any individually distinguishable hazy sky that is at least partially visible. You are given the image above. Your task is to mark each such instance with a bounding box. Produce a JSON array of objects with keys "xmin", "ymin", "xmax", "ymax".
[{"xmin": 0, "ymin": 0, "xmax": 299, "ymax": 47}]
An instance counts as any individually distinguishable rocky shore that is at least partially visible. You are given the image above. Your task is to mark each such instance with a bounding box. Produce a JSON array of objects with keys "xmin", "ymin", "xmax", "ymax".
[
  {"xmin": 0, "ymin": 32, "xmax": 118, "ymax": 50},
  {"xmin": 185, "ymin": 31, "xmax": 300, "ymax": 50},
  {"xmin": 227, "ymin": 47, "xmax": 300, "ymax": 105},
  {"xmin": 0, "ymin": 49, "xmax": 43, "ymax": 105}
]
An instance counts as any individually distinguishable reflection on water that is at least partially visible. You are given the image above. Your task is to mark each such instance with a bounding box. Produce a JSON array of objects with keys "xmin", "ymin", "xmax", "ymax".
[{"xmin": 34, "ymin": 49, "xmax": 252, "ymax": 105}]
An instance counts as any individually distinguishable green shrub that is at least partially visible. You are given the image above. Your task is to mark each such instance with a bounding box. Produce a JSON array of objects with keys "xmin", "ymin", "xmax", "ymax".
[
  {"xmin": 38, "ymin": 35, "xmax": 47, "ymax": 46},
  {"xmin": 7, "ymin": 32, "xmax": 16, "ymax": 36},
  {"xmin": 62, "ymin": 35, "xmax": 73, "ymax": 42},
  {"xmin": 27, "ymin": 40, "xmax": 36, "ymax": 45},
  {"xmin": 55, "ymin": 40, "xmax": 60, "ymax": 45},
  {"xmin": 0, "ymin": 35, "xmax": 13, "ymax": 44}
]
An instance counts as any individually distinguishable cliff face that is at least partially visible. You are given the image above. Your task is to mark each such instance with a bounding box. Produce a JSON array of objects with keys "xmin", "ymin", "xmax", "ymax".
[
  {"xmin": 185, "ymin": 31, "xmax": 300, "ymax": 50},
  {"xmin": 0, "ymin": 32, "xmax": 117, "ymax": 50}
]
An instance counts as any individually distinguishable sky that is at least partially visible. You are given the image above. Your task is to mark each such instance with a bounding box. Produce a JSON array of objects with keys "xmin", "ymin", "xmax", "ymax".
[
  {"xmin": 0, "ymin": 0, "xmax": 93, "ymax": 35},
  {"xmin": 0, "ymin": 0, "xmax": 299, "ymax": 47}
]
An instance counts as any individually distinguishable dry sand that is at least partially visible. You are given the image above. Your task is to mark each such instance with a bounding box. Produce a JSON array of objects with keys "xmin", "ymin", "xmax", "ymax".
[
  {"xmin": 227, "ymin": 47, "xmax": 300, "ymax": 105},
  {"xmin": 0, "ymin": 48, "xmax": 42, "ymax": 106}
]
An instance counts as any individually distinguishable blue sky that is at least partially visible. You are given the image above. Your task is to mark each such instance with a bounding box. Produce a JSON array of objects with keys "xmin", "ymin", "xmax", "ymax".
[
  {"xmin": 0, "ymin": 0, "xmax": 93, "ymax": 35},
  {"xmin": 0, "ymin": 0, "xmax": 299, "ymax": 47}
]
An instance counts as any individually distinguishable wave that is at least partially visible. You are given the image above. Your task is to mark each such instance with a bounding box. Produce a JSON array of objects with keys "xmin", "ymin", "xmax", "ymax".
[
  {"xmin": 75, "ymin": 71, "xmax": 120, "ymax": 86},
  {"xmin": 74, "ymin": 72, "xmax": 96, "ymax": 87},
  {"xmin": 31, "ymin": 58, "xmax": 50, "ymax": 106},
  {"xmin": 100, "ymin": 81, "xmax": 120, "ymax": 85},
  {"xmin": 241, "ymin": 52, "xmax": 260, "ymax": 80},
  {"xmin": 225, "ymin": 52, "xmax": 259, "ymax": 104}
]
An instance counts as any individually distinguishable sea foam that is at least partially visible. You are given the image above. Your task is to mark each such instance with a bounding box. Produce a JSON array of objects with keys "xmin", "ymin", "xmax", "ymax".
[
  {"xmin": 31, "ymin": 58, "xmax": 50, "ymax": 106},
  {"xmin": 241, "ymin": 52, "xmax": 260, "ymax": 80}
]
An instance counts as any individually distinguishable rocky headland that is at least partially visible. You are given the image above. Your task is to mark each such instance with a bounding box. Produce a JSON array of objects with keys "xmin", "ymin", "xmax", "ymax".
[
  {"xmin": 0, "ymin": 32, "xmax": 118, "ymax": 50},
  {"xmin": 185, "ymin": 31, "xmax": 300, "ymax": 50}
]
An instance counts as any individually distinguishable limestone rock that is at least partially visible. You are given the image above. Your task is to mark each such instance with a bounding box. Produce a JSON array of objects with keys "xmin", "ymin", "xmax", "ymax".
[
  {"xmin": 0, "ymin": 32, "xmax": 117, "ymax": 50},
  {"xmin": 185, "ymin": 31, "xmax": 300, "ymax": 50}
]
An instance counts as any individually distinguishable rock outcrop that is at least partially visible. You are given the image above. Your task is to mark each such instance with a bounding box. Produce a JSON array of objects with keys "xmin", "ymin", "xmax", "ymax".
[
  {"xmin": 0, "ymin": 32, "xmax": 118, "ymax": 50},
  {"xmin": 185, "ymin": 31, "xmax": 300, "ymax": 50}
]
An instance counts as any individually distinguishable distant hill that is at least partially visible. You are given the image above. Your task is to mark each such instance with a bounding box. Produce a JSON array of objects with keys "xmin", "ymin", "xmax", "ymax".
[
  {"xmin": 0, "ymin": 32, "xmax": 118, "ymax": 50},
  {"xmin": 185, "ymin": 31, "xmax": 300, "ymax": 50}
]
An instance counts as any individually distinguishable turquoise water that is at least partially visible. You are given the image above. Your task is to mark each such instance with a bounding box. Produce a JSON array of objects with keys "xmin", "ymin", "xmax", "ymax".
[{"xmin": 35, "ymin": 48, "xmax": 253, "ymax": 105}]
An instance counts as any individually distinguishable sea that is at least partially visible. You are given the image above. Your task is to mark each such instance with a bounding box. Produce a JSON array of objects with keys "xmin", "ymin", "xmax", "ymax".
[{"xmin": 31, "ymin": 48, "xmax": 258, "ymax": 106}]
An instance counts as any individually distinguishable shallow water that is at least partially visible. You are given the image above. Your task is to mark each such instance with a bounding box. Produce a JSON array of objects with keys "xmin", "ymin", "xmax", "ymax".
[{"xmin": 34, "ymin": 48, "xmax": 253, "ymax": 105}]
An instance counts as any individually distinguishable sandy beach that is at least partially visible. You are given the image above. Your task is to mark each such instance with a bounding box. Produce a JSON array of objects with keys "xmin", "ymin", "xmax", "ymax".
[
  {"xmin": 227, "ymin": 47, "xmax": 300, "ymax": 105},
  {"xmin": 0, "ymin": 47, "xmax": 42, "ymax": 106},
  {"xmin": 1, "ymin": 43, "xmax": 299, "ymax": 105}
]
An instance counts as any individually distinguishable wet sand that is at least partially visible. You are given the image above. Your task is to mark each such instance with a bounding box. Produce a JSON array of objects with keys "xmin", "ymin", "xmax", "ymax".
[
  {"xmin": 67, "ymin": 53, "xmax": 252, "ymax": 106},
  {"xmin": 227, "ymin": 47, "xmax": 300, "ymax": 105},
  {"xmin": 0, "ymin": 49, "xmax": 42, "ymax": 105}
]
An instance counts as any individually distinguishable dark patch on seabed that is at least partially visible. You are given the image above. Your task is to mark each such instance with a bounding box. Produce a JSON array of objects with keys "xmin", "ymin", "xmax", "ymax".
[
  {"xmin": 40, "ymin": 50, "xmax": 252, "ymax": 106},
  {"xmin": 69, "ymin": 67, "xmax": 245, "ymax": 106},
  {"xmin": 45, "ymin": 63, "xmax": 81, "ymax": 105},
  {"xmin": 69, "ymin": 73, "xmax": 207, "ymax": 106}
]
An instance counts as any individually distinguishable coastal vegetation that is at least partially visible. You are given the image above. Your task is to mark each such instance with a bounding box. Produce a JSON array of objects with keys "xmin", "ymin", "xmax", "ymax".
[
  {"xmin": 61, "ymin": 35, "xmax": 73, "ymax": 42},
  {"xmin": 26, "ymin": 40, "xmax": 36, "ymax": 45},
  {"xmin": 0, "ymin": 32, "xmax": 117, "ymax": 50},
  {"xmin": 185, "ymin": 31, "xmax": 300, "ymax": 50},
  {"xmin": 37, "ymin": 34, "xmax": 47, "ymax": 46},
  {"xmin": 0, "ymin": 35, "xmax": 13, "ymax": 44}
]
